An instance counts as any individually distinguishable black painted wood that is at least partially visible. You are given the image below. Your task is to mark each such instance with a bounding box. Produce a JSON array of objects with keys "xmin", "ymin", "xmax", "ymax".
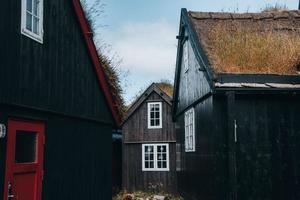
[
  {"xmin": 122, "ymin": 90, "xmax": 177, "ymax": 193},
  {"xmin": 0, "ymin": 0, "xmax": 115, "ymax": 199},
  {"xmin": 0, "ymin": 0, "xmax": 113, "ymax": 122},
  {"xmin": 173, "ymin": 9, "xmax": 300, "ymax": 200}
]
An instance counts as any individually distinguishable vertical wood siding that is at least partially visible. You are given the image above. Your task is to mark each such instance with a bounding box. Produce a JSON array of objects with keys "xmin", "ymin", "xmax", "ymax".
[
  {"xmin": 176, "ymin": 96, "xmax": 216, "ymax": 200},
  {"xmin": 0, "ymin": 0, "xmax": 115, "ymax": 199},
  {"xmin": 123, "ymin": 92, "xmax": 177, "ymax": 193},
  {"xmin": 176, "ymin": 93, "xmax": 300, "ymax": 200},
  {"xmin": 233, "ymin": 94, "xmax": 300, "ymax": 200},
  {"xmin": 0, "ymin": 0, "xmax": 112, "ymax": 122},
  {"xmin": 123, "ymin": 143, "xmax": 177, "ymax": 193},
  {"xmin": 0, "ymin": 105, "xmax": 113, "ymax": 200},
  {"xmin": 175, "ymin": 37, "xmax": 211, "ymax": 116},
  {"xmin": 123, "ymin": 92, "xmax": 175, "ymax": 143}
]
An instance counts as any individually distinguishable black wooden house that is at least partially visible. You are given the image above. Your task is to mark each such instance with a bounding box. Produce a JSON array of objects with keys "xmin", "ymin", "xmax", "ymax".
[
  {"xmin": 122, "ymin": 83, "xmax": 177, "ymax": 193},
  {"xmin": 0, "ymin": 0, "xmax": 121, "ymax": 199},
  {"xmin": 173, "ymin": 9, "xmax": 300, "ymax": 200}
]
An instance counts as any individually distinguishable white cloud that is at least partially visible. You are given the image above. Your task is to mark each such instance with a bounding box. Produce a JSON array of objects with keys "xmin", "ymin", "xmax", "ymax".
[
  {"xmin": 98, "ymin": 20, "xmax": 178, "ymax": 104},
  {"xmin": 114, "ymin": 20, "xmax": 177, "ymax": 76}
]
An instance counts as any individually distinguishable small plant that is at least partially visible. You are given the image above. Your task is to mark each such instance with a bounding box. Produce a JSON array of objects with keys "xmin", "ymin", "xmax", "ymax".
[
  {"xmin": 147, "ymin": 182, "xmax": 164, "ymax": 193},
  {"xmin": 113, "ymin": 191, "xmax": 182, "ymax": 200},
  {"xmin": 262, "ymin": 3, "xmax": 288, "ymax": 12}
]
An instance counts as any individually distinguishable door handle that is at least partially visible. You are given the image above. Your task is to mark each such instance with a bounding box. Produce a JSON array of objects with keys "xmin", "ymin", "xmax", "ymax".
[{"xmin": 8, "ymin": 182, "xmax": 15, "ymax": 200}]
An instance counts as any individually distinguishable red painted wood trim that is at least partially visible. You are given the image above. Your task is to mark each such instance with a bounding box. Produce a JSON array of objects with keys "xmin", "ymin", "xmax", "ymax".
[
  {"xmin": 72, "ymin": 0, "xmax": 121, "ymax": 126},
  {"xmin": 3, "ymin": 120, "xmax": 45, "ymax": 200}
]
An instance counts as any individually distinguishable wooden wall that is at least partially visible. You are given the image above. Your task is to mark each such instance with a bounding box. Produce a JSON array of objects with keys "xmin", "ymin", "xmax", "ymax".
[
  {"xmin": 123, "ymin": 92, "xmax": 175, "ymax": 143},
  {"xmin": 0, "ymin": 0, "xmax": 115, "ymax": 199},
  {"xmin": 123, "ymin": 92, "xmax": 177, "ymax": 193},
  {"xmin": 232, "ymin": 94, "xmax": 300, "ymax": 200},
  {"xmin": 175, "ymin": 92, "xmax": 300, "ymax": 200},
  {"xmin": 174, "ymin": 33, "xmax": 211, "ymax": 116},
  {"xmin": 175, "ymin": 96, "xmax": 216, "ymax": 200},
  {"xmin": 123, "ymin": 143, "xmax": 177, "ymax": 193},
  {"xmin": 0, "ymin": 0, "xmax": 113, "ymax": 122},
  {"xmin": 0, "ymin": 105, "xmax": 113, "ymax": 200}
]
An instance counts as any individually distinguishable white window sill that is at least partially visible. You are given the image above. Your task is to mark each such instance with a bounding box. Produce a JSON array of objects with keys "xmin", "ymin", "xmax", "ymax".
[
  {"xmin": 21, "ymin": 29, "xmax": 43, "ymax": 44},
  {"xmin": 185, "ymin": 148, "xmax": 196, "ymax": 152},
  {"xmin": 142, "ymin": 168, "xmax": 169, "ymax": 172},
  {"xmin": 148, "ymin": 126, "xmax": 162, "ymax": 129}
]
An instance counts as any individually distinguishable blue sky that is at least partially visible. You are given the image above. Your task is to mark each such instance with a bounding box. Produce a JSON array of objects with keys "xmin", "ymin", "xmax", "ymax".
[{"xmin": 86, "ymin": 0, "xmax": 299, "ymax": 104}]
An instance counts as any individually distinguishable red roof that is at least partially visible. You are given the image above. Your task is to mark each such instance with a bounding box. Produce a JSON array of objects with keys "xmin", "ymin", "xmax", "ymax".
[{"xmin": 72, "ymin": 0, "xmax": 121, "ymax": 126}]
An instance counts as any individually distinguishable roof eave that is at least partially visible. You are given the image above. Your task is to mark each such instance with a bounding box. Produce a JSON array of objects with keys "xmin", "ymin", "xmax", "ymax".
[
  {"xmin": 122, "ymin": 83, "xmax": 173, "ymax": 126},
  {"xmin": 216, "ymin": 73, "xmax": 300, "ymax": 84},
  {"xmin": 172, "ymin": 8, "xmax": 217, "ymax": 119},
  {"xmin": 72, "ymin": 0, "xmax": 122, "ymax": 126}
]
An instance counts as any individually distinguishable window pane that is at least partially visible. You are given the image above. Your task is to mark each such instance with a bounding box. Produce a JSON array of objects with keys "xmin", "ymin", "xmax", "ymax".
[
  {"xmin": 157, "ymin": 146, "xmax": 161, "ymax": 153},
  {"xmin": 15, "ymin": 131, "xmax": 37, "ymax": 163},
  {"xmin": 33, "ymin": 17, "xmax": 39, "ymax": 34},
  {"xmin": 145, "ymin": 162, "xmax": 149, "ymax": 168},
  {"xmin": 33, "ymin": 0, "xmax": 39, "ymax": 16},
  {"xmin": 163, "ymin": 154, "xmax": 166, "ymax": 160},
  {"xmin": 150, "ymin": 161, "xmax": 154, "ymax": 168},
  {"xmin": 151, "ymin": 120, "xmax": 155, "ymax": 126},
  {"xmin": 145, "ymin": 153, "xmax": 149, "ymax": 160},
  {"xmin": 155, "ymin": 106, "xmax": 159, "ymax": 111},
  {"xmin": 155, "ymin": 119, "xmax": 160, "ymax": 126},
  {"xmin": 158, "ymin": 154, "xmax": 162, "ymax": 160},
  {"xmin": 26, "ymin": 13, "xmax": 32, "ymax": 31},
  {"xmin": 150, "ymin": 154, "xmax": 154, "ymax": 160},
  {"xmin": 163, "ymin": 162, "xmax": 167, "ymax": 168},
  {"xmin": 150, "ymin": 105, "xmax": 155, "ymax": 112},
  {"xmin": 155, "ymin": 112, "xmax": 160, "ymax": 118},
  {"xmin": 146, "ymin": 146, "xmax": 153, "ymax": 153},
  {"xmin": 150, "ymin": 112, "xmax": 154, "ymax": 119},
  {"xmin": 158, "ymin": 161, "xmax": 161, "ymax": 168},
  {"xmin": 27, "ymin": 0, "xmax": 33, "ymax": 12}
]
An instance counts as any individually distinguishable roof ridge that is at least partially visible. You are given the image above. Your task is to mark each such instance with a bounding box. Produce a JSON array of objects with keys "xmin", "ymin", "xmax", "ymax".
[{"xmin": 189, "ymin": 10, "xmax": 300, "ymax": 20}]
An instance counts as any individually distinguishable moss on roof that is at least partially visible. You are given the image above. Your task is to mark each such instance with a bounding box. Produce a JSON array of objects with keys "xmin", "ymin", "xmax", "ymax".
[{"xmin": 188, "ymin": 10, "xmax": 300, "ymax": 75}]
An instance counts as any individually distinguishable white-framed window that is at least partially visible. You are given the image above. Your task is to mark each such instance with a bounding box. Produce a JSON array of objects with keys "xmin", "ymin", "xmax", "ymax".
[
  {"xmin": 183, "ymin": 40, "xmax": 189, "ymax": 72},
  {"xmin": 147, "ymin": 102, "xmax": 162, "ymax": 129},
  {"xmin": 142, "ymin": 144, "xmax": 169, "ymax": 171},
  {"xmin": 21, "ymin": 0, "xmax": 44, "ymax": 43},
  {"xmin": 185, "ymin": 108, "xmax": 195, "ymax": 152}
]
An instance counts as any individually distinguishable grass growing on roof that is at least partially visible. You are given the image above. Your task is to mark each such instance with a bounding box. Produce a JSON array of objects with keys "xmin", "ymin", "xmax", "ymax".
[{"xmin": 206, "ymin": 23, "xmax": 300, "ymax": 75}]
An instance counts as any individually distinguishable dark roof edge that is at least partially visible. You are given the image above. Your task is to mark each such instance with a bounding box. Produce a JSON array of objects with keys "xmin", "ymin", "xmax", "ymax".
[
  {"xmin": 183, "ymin": 9, "xmax": 216, "ymax": 83},
  {"xmin": 216, "ymin": 74, "xmax": 300, "ymax": 84},
  {"xmin": 122, "ymin": 83, "xmax": 172, "ymax": 125},
  {"xmin": 172, "ymin": 8, "xmax": 215, "ymax": 118},
  {"xmin": 72, "ymin": 0, "xmax": 121, "ymax": 126}
]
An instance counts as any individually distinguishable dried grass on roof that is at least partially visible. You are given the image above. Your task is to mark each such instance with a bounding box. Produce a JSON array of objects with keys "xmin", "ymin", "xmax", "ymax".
[
  {"xmin": 157, "ymin": 81, "xmax": 173, "ymax": 97},
  {"xmin": 206, "ymin": 23, "xmax": 300, "ymax": 75}
]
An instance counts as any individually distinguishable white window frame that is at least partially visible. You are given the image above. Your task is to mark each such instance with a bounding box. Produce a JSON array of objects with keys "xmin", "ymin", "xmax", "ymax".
[
  {"xmin": 185, "ymin": 108, "xmax": 195, "ymax": 152},
  {"xmin": 147, "ymin": 102, "xmax": 162, "ymax": 129},
  {"xmin": 183, "ymin": 40, "xmax": 189, "ymax": 73},
  {"xmin": 21, "ymin": 0, "xmax": 44, "ymax": 43},
  {"xmin": 142, "ymin": 144, "xmax": 169, "ymax": 171}
]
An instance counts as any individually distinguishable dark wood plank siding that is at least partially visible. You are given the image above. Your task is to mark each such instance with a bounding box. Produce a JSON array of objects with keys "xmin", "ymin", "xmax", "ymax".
[
  {"xmin": 177, "ymin": 92, "xmax": 300, "ymax": 200},
  {"xmin": 233, "ymin": 94, "xmax": 300, "ymax": 200},
  {"xmin": 123, "ymin": 92, "xmax": 175, "ymax": 143},
  {"xmin": 175, "ymin": 36, "xmax": 211, "ymax": 115},
  {"xmin": 123, "ymin": 143, "xmax": 177, "ymax": 193},
  {"xmin": 176, "ymin": 96, "xmax": 216, "ymax": 200},
  {"xmin": 0, "ymin": 105, "xmax": 113, "ymax": 200},
  {"xmin": 0, "ymin": 0, "xmax": 115, "ymax": 199},
  {"xmin": 123, "ymin": 91, "xmax": 177, "ymax": 193},
  {"xmin": 0, "ymin": 0, "xmax": 112, "ymax": 122}
]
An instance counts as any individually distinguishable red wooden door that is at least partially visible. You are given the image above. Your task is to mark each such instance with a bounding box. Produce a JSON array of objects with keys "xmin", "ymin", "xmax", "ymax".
[{"xmin": 3, "ymin": 119, "xmax": 45, "ymax": 200}]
